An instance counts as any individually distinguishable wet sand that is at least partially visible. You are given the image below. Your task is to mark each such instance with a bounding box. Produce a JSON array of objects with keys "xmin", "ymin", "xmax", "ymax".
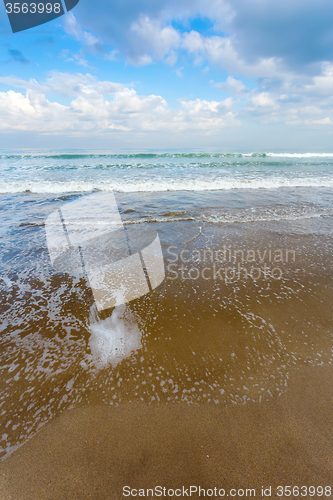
[
  {"xmin": 0, "ymin": 195, "xmax": 333, "ymax": 498},
  {"xmin": 0, "ymin": 365, "xmax": 333, "ymax": 499}
]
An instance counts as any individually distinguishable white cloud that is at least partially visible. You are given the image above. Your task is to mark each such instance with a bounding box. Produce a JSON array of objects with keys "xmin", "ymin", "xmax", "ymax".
[
  {"xmin": 175, "ymin": 67, "xmax": 184, "ymax": 78},
  {"xmin": 3, "ymin": 67, "xmax": 332, "ymax": 135},
  {"xmin": 128, "ymin": 16, "xmax": 181, "ymax": 64},
  {"xmin": 63, "ymin": 12, "xmax": 100, "ymax": 51},
  {"xmin": 0, "ymin": 73, "xmax": 125, "ymax": 98},
  {"xmin": 303, "ymin": 63, "xmax": 333, "ymax": 96},
  {"xmin": 0, "ymin": 72, "xmax": 239, "ymax": 135},
  {"xmin": 0, "ymin": 90, "xmax": 66, "ymax": 131},
  {"xmin": 165, "ymin": 51, "xmax": 178, "ymax": 67},
  {"xmin": 59, "ymin": 0, "xmax": 333, "ymax": 84},
  {"xmin": 251, "ymin": 93, "xmax": 277, "ymax": 107},
  {"xmin": 62, "ymin": 10, "xmax": 287, "ymax": 77},
  {"xmin": 175, "ymin": 97, "xmax": 240, "ymax": 130},
  {"xmin": 239, "ymin": 64, "xmax": 333, "ymax": 125},
  {"xmin": 215, "ymin": 76, "xmax": 247, "ymax": 95},
  {"xmin": 306, "ymin": 117, "xmax": 332, "ymax": 125},
  {"xmin": 182, "ymin": 31, "xmax": 284, "ymax": 78}
]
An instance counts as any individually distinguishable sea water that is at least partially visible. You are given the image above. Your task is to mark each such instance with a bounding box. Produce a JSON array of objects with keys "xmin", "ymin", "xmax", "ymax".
[{"xmin": 0, "ymin": 150, "xmax": 332, "ymax": 459}]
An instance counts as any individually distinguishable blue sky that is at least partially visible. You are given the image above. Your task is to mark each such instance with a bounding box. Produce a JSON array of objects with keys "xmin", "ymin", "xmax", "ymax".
[{"xmin": 1, "ymin": 0, "xmax": 333, "ymax": 150}]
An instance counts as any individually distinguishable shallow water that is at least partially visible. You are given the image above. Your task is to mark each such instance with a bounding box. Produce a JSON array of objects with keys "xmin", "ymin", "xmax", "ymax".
[
  {"xmin": 0, "ymin": 196, "xmax": 332, "ymax": 459},
  {"xmin": 0, "ymin": 151, "xmax": 332, "ymax": 461}
]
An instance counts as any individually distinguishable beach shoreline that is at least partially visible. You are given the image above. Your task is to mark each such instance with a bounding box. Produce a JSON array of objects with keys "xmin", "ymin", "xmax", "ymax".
[
  {"xmin": 1, "ymin": 363, "xmax": 333, "ymax": 499},
  {"xmin": 0, "ymin": 154, "xmax": 332, "ymax": 495}
]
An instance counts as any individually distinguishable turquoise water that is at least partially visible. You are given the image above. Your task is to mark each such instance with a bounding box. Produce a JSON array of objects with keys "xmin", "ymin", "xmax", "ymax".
[
  {"xmin": 1, "ymin": 150, "xmax": 333, "ymax": 234},
  {"xmin": 1, "ymin": 150, "xmax": 333, "ymax": 194}
]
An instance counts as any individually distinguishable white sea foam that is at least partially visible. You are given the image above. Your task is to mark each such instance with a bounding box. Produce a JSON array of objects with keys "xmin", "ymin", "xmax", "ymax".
[
  {"xmin": 202, "ymin": 206, "xmax": 333, "ymax": 224},
  {"xmin": 1, "ymin": 177, "xmax": 333, "ymax": 194},
  {"xmin": 266, "ymin": 152, "xmax": 333, "ymax": 158},
  {"xmin": 88, "ymin": 304, "xmax": 142, "ymax": 369}
]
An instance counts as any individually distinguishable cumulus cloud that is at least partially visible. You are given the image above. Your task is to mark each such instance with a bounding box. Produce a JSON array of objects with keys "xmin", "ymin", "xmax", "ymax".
[
  {"xmin": 0, "ymin": 72, "xmax": 125, "ymax": 97},
  {"xmin": 307, "ymin": 117, "xmax": 332, "ymax": 125},
  {"xmin": 2, "ymin": 65, "xmax": 332, "ymax": 136},
  {"xmin": 127, "ymin": 16, "xmax": 181, "ymax": 65},
  {"xmin": 64, "ymin": 8, "xmax": 286, "ymax": 77},
  {"xmin": 215, "ymin": 76, "xmax": 248, "ymax": 95},
  {"xmin": 62, "ymin": 0, "xmax": 333, "ymax": 76},
  {"xmin": 63, "ymin": 12, "xmax": 102, "ymax": 53},
  {"xmin": 181, "ymin": 31, "xmax": 284, "ymax": 78},
  {"xmin": 251, "ymin": 93, "xmax": 277, "ymax": 108},
  {"xmin": 0, "ymin": 72, "xmax": 239, "ymax": 135},
  {"xmin": 175, "ymin": 97, "xmax": 239, "ymax": 130},
  {"xmin": 303, "ymin": 63, "xmax": 333, "ymax": 96},
  {"xmin": 228, "ymin": 0, "xmax": 333, "ymax": 69},
  {"xmin": 239, "ymin": 62, "xmax": 333, "ymax": 125}
]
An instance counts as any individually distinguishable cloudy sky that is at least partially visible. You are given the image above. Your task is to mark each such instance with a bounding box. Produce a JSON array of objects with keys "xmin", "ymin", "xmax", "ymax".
[{"xmin": 1, "ymin": 0, "xmax": 333, "ymax": 150}]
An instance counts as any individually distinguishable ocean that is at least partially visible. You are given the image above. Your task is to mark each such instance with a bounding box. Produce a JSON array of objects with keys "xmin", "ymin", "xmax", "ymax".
[
  {"xmin": 1, "ymin": 150, "xmax": 333, "ymax": 194},
  {"xmin": 0, "ymin": 150, "xmax": 332, "ymax": 496}
]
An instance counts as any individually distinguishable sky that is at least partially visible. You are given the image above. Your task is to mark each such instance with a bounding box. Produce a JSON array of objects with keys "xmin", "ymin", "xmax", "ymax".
[{"xmin": 1, "ymin": 0, "xmax": 333, "ymax": 150}]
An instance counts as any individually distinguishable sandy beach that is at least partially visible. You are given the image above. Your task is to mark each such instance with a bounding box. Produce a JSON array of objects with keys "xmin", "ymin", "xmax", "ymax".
[
  {"xmin": 0, "ymin": 364, "xmax": 333, "ymax": 499},
  {"xmin": 1, "ymin": 0, "xmax": 333, "ymax": 490},
  {"xmin": 0, "ymin": 155, "xmax": 333, "ymax": 497}
]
